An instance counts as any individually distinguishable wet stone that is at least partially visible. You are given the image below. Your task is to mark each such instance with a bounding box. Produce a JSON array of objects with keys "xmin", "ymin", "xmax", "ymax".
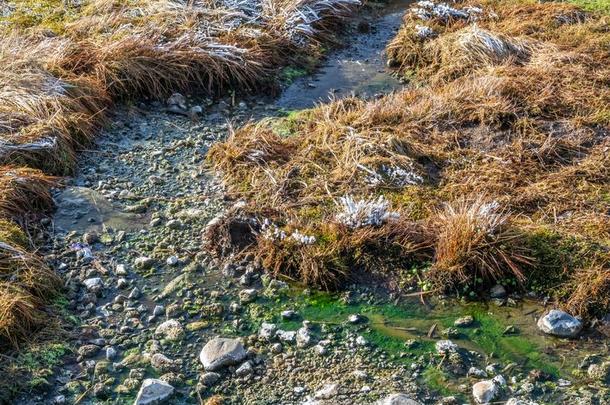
[
  {"xmin": 472, "ymin": 380, "xmax": 498, "ymax": 404},
  {"xmin": 134, "ymin": 378, "xmax": 174, "ymax": 405},
  {"xmin": 199, "ymin": 337, "xmax": 247, "ymax": 371},
  {"xmin": 537, "ymin": 309, "xmax": 582, "ymax": 338}
]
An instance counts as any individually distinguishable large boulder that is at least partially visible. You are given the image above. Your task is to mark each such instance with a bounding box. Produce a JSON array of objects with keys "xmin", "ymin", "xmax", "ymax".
[
  {"xmin": 537, "ymin": 309, "xmax": 582, "ymax": 338},
  {"xmin": 134, "ymin": 379, "xmax": 174, "ymax": 405},
  {"xmin": 199, "ymin": 337, "xmax": 247, "ymax": 371}
]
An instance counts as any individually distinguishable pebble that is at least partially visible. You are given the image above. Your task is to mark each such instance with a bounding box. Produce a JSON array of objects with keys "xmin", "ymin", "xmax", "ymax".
[
  {"xmin": 155, "ymin": 319, "xmax": 184, "ymax": 341},
  {"xmin": 259, "ymin": 322, "xmax": 277, "ymax": 341},
  {"xmin": 83, "ymin": 277, "xmax": 103, "ymax": 291},
  {"xmin": 537, "ymin": 309, "xmax": 582, "ymax": 338},
  {"xmin": 129, "ymin": 287, "xmax": 141, "ymax": 299},
  {"xmin": 235, "ymin": 360, "xmax": 253, "ymax": 377},
  {"xmin": 199, "ymin": 337, "xmax": 247, "ymax": 371},
  {"xmin": 106, "ymin": 347, "xmax": 117, "ymax": 360},
  {"xmin": 135, "ymin": 256, "xmax": 155, "ymax": 270},
  {"xmin": 166, "ymin": 256, "xmax": 179, "ymax": 266},
  {"xmin": 281, "ymin": 310, "xmax": 298, "ymax": 319},
  {"xmin": 200, "ymin": 372, "xmax": 221, "ymax": 386},
  {"xmin": 454, "ymin": 315, "xmax": 474, "ymax": 327},
  {"xmin": 239, "ymin": 288, "xmax": 258, "ymax": 303},
  {"xmin": 134, "ymin": 378, "xmax": 174, "ymax": 405},
  {"xmin": 153, "ymin": 305, "xmax": 165, "ymax": 316},
  {"xmin": 472, "ymin": 380, "xmax": 498, "ymax": 404}
]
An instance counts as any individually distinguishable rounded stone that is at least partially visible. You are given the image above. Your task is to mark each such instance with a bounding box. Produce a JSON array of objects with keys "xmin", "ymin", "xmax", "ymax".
[{"xmin": 199, "ymin": 337, "xmax": 247, "ymax": 371}]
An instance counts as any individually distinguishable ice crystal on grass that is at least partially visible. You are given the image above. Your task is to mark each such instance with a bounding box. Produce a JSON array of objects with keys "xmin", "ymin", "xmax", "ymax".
[
  {"xmin": 290, "ymin": 230, "xmax": 317, "ymax": 245},
  {"xmin": 281, "ymin": 0, "xmax": 362, "ymax": 45},
  {"xmin": 260, "ymin": 219, "xmax": 316, "ymax": 245},
  {"xmin": 413, "ymin": 1, "xmax": 468, "ymax": 21},
  {"xmin": 412, "ymin": 1, "xmax": 481, "ymax": 22},
  {"xmin": 336, "ymin": 195, "xmax": 399, "ymax": 229},
  {"xmin": 415, "ymin": 25, "xmax": 435, "ymax": 39},
  {"xmin": 261, "ymin": 218, "xmax": 287, "ymax": 241},
  {"xmin": 360, "ymin": 164, "xmax": 424, "ymax": 187}
]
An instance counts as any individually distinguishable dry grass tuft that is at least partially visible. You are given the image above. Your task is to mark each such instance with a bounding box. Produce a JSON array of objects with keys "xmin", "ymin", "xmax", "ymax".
[
  {"xmin": 0, "ymin": 167, "xmax": 56, "ymax": 220},
  {"xmin": 429, "ymin": 198, "xmax": 531, "ymax": 290},
  {"xmin": 0, "ymin": 225, "xmax": 60, "ymax": 347},
  {"xmin": 564, "ymin": 261, "xmax": 610, "ymax": 317}
]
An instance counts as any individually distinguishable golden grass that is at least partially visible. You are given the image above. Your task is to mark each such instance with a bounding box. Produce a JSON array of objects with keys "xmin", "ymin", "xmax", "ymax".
[
  {"xmin": 564, "ymin": 261, "xmax": 610, "ymax": 317},
  {"xmin": 0, "ymin": 168, "xmax": 59, "ymax": 347},
  {"xmin": 429, "ymin": 198, "xmax": 531, "ymax": 289},
  {"xmin": 208, "ymin": 0, "xmax": 610, "ymax": 316}
]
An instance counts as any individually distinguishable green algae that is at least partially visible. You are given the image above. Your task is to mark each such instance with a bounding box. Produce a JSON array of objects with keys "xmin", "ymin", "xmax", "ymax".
[{"xmin": 250, "ymin": 287, "xmax": 586, "ymax": 385}]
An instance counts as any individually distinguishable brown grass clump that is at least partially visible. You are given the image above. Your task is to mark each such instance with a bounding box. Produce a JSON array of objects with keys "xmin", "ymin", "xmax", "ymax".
[
  {"xmin": 564, "ymin": 261, "xmax": 610, "ymax": 317},
  {"xmin": 0, "ymin": 222, "xmax": 60, "ymax": 348},
  {"xmin": 0, "ymin": 167, "xmax": 59, "ymax": 347},
  {"xmin": 209, "ymin": 0, "xmax": 610, "ymax": 316},
  {"xmin": 429, "ymin": 198, "xmax": 530, "ymax": 289},
  {"xmin": 0, "ymin": 167, "xmax": 56, "ymax": 220}
]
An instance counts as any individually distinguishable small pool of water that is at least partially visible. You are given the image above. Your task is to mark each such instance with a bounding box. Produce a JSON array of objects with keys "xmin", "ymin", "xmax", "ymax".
[{"xmin": 53, "ymin": 187, "xmax": 147, "ymax": 234}]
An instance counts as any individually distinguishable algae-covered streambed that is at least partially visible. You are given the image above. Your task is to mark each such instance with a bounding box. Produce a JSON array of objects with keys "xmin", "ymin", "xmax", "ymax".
[{"xmin": 242, "ymin": 285, "xmax": 608, "ymax": 401}]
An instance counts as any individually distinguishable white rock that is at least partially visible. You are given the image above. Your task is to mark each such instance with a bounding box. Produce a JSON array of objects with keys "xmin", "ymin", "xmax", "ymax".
[
  {"xmin": 116, "ymin": 264, "xmax": 128, "ymax": 275},
  {"xmin": 150, "ymin": 353, "xmax": 174, "ymax": 371},
  {"xmin": 155, "ymin": 320, "xmax": 184, "ymax": 341},
  {"xmin": 472, "ymin": 380, "xmax": 498, "ymax": 404},
  {"xmin": 83, "ymin": 277, "xmax": 103, "ymax": 291},
  {"xmin": 296, "ymin": 326, "xmax": 313, "ymax": 347},
  {"xmin": 377, "ymin": 393, "xmax": 422, "ymax": 405},
  {"xmin": 259, "ymin": 322, "xmax": 277, "ymax": 341},
  {"xmin": 277, "ymin": 330, "xmax": 297, "ymax": 343},
  {"xmin": 199, "ymin": 337, "xmax": 247, "ymax": 371},
  {"xmin": 134, "ymin": 378, "xmax": 174, "ymax": 405},
  {"xmin": 537, "ymin": 309, "xmax": 582, "ymax": 338},
  {"xmin": 235, "ymin": 360, "xmax": 253, "ymax": 376}
]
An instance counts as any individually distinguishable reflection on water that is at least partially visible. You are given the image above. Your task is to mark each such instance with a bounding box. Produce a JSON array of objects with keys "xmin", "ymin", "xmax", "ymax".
[
  {"xmin": 276, "ymin": 0, "xmax": 412, "ymax": 109},
  {"xmin": 54, "ymin": 187, "xmax": 147, "ymax": 234}
]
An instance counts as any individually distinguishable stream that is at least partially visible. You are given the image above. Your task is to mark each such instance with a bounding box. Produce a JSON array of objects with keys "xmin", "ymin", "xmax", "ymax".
[{"xmin": 26, "ymin": 1, "xmax": 609, "ymax": 404}]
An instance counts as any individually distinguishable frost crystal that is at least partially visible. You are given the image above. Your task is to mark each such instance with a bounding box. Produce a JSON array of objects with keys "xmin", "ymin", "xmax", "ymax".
[
  {"xmin": 412, "ymin": 1, "xmax": 480, "ymax": 22},
  {"xmin": 415, "ymin": 25, "xmax": 435, "ymax": 39},
  {"xmin": 290, "ymin": 230, "xmax": 317, "ymax": 245},
  {"xmin": 359, "ymin": 164, "xmax": 424, "ymax": 187},
  {"xmin": 260, "ymin": 218, "xmax": 287, "ymax": 241},
  {"xmin": 281, "ymin": 0, "xmax": 361, "ymax": 45},
  {"xmin": 335, "ymin": 195, "xmax": 400, "ymax": 229},
  {"xmin": 260, "ymin": 219, "xmax": 316, "ymax": 245}
]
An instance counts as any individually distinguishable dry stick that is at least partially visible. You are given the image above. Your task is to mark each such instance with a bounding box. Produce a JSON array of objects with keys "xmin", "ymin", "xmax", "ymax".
[{"xmin": 427, "ymin": 323, "xmax": 437, "ymax": 338}]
